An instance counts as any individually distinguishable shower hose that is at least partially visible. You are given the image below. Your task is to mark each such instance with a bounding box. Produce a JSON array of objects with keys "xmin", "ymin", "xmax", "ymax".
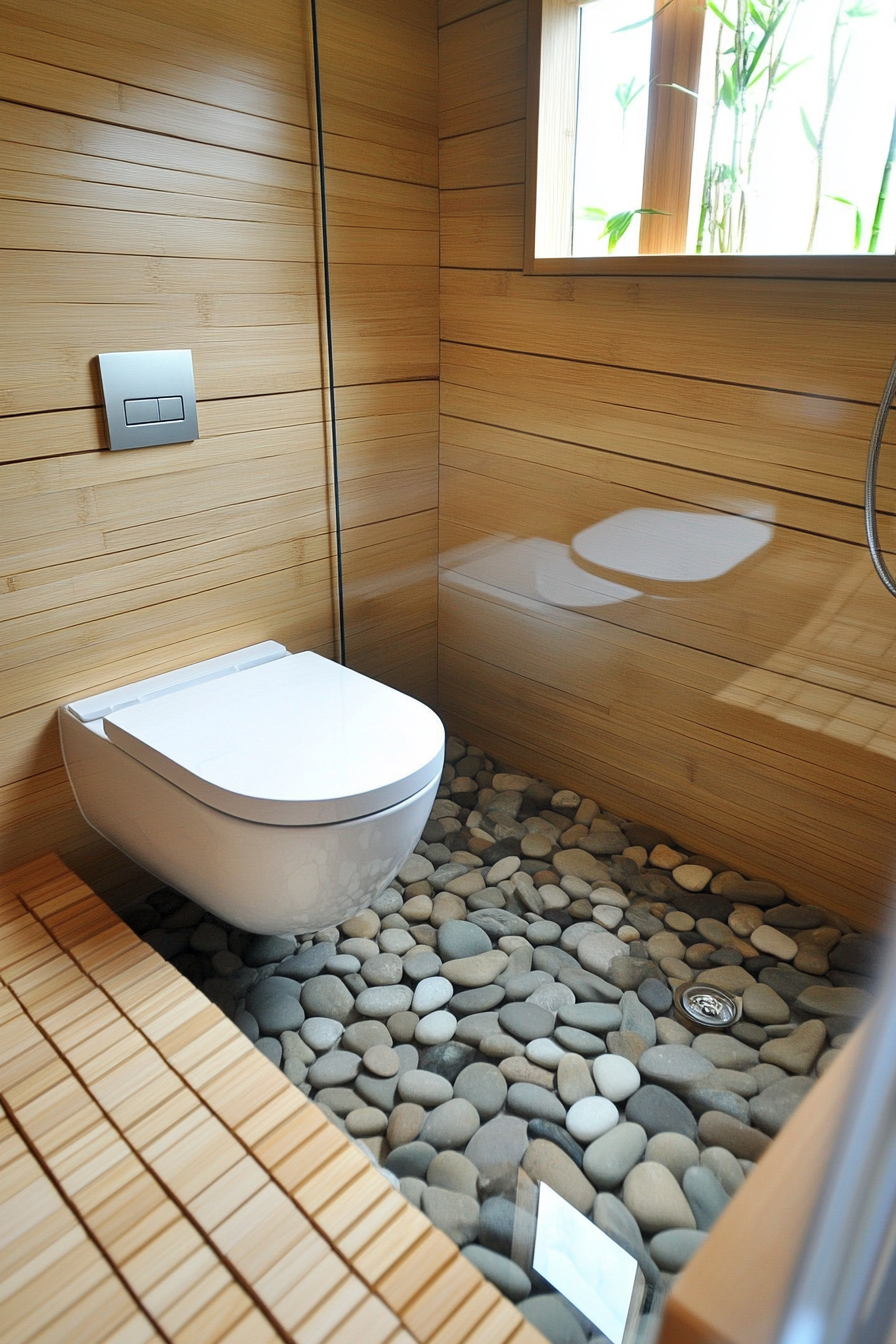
[{"xmin": 865, "ymin": 352, "xmax": 896, "ymax": 599}]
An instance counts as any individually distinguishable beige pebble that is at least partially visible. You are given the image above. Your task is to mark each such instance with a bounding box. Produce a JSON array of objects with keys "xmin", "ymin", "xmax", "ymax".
[
  {"xmin": 728, "ymin": 905, "xmax": 764, "ymax": 937},
  {"xmin": 430, "ymin": 892, "xmax": 467, "ymax": 926},
  {"xmin": 345, "ymin": 1106, "xmax": 388, "ymax": 1137},
  {"xmin": 710, "ymin": 870, "xmax": 744, "ymax": 895},
  {"xmin": 560, "ymin": 824, "xmax": 589, "ymax": 849},
  {"xmin": 404, "ymin": 880, "xmax": 433, "ymax": 898},
  {"xmin": 441, "ymin": 949, "xmax": 509, "ymax": 987},
  {"xmin": 341, "ymin": 909, "xmax": 381, "ymax": 940},
  {"xmin": 795, "ymin": 926, "xmax": 841, "ymax": 952},
  {"xmin": 387, "ymin": 1102, "xmax": 426, "ymax": 1148},
  {"xmin": 552, "ymin": 789, "xmax": 581, "ymax": 812},
  {"xmin": 673, "ymin": 864, "xmax": 713, "ymax": 892},
  {"xmin": 751, "ymin": 924, "xmax": 798, "ymax": 961},
  {"xmin": 617, "ymin": 926, "xmax": 641, "ymax": 943},
  {"xmin": 487, "ymin": 856, "xmax": 521, "ymax": 884},
  {"xmin": 498, "ymin": 935, "xmax": 531, "ymax": 954},
  {"xmin": 665, "ymin": 911, "xmax": 695, "ymax": 932},
  {"xmin": 794, "ymin": 945, "xmax": 830, "ymax": 975},
  {"xmin": 623, "ymin": 846, "xmax": 648, "ymax": 867},
  {"xmin": 574, "ymin": 799, "xmax": 600, "ymax": 827},
  {"xmin": 696, "ymin": 965, "xmax": 757, "ymax": 993},
  {"xmin": 494, "ymin": 772, "xmax": 533, "ymax": 791},
  {"xmin": 499, "ymin": 1057, "xmax": 555, "ymax": 1089},
  {"xmin": 659, "ymin": 956, "xmax": 693, "ymax": 982},
  {"xmin": 401, "ymin": 894, "xmax": 434, "ymax": 922},
  {"xmin": 363, "ymin": 1045, "xmax": 400, "ymax": 1078},
  {"xmin": 445, "ymin": 871, "xmax": 486, "ymax": 898},
  {"xmin": 649, "ymin": 845, "xmax": 687, "ymax": 870},
  {"xmin": 521, "ymin": 833, "xmax": 553, "ymax": 859},
  {"xmin": 480, "ymin": 1032, "xmax": 526, "ymax": 1059},
  {"xmin": 646, "ymin": 931, "xmax": 686, "ymax": 963},
  {"xmin": 685, "ymin": 942, "xmax": 716, "ymax": 969}
]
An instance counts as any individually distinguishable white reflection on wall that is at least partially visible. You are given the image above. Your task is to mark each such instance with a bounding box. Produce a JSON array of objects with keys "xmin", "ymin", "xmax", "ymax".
[{"xmin": 441, "ymin": 508, "xmax": 773, "ymax": 616}]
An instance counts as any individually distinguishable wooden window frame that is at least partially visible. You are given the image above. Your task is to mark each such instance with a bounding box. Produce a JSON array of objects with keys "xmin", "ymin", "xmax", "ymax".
[{"xmin": 524, "ymin": 0, "xmax": 896, "ymax": 279}]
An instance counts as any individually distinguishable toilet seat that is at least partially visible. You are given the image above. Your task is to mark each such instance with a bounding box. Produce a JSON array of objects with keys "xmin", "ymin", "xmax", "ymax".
[{"xmin": 70, "ymin": 648, "xmax": 444, "ymax": 828}]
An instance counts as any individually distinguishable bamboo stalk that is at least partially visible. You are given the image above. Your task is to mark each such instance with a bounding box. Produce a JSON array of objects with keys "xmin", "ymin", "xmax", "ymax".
[{"xmin": 869, "ymin": 100, "xmax": 896, "ymax": 253}]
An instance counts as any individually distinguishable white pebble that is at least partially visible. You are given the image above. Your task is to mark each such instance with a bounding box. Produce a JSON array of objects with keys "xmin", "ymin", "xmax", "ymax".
[
  {"xmin": 411, "ymin": 976, "xmax": 455, "ymax": 1015},
  {"xmin": 300, "ymin": 1017, "xmax": 344, "ymax": 1052},
  {"xmin": 526, "ymin": 1037, "xmax": 566, "ymax": 1069},
  {"xmin": 414, "ymin": 1010, "xmax": 458, "ymax": 1045},
  {"xmin": 592, "ymin": 1053, "xmax": 641, "ymax": 1103},
  {"xmin": 590, "ymin": 888, "xmax": 630, "ymax": 909},
  {"xmin": 566, "ymin": 1096, "xmax": 619, "ymax": 1143},
  {"xmin": 592, "ymin": 906, "xmax": 624, "ymax": 931}
]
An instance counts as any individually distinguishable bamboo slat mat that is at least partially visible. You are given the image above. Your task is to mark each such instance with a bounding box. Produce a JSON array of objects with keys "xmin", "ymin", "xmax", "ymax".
[{"xmin": 0, "ymin": 854, "xmax": 546, "ymax": 1344}]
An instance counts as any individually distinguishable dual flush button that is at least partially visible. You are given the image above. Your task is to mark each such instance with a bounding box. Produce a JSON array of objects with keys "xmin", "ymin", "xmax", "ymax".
[
  {"xmin": 98, "ymin": 349, "xmax": 199, "ymax": 450},
  {"xmin": 124, "ymin": 395, "xmax": 184, "ymax": 426}
]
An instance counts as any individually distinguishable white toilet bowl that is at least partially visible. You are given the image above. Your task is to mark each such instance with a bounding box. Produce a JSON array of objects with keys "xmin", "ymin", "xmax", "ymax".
[{"xmin": 59, "ymin": 643, "xmax": 445, "ymax": 934}]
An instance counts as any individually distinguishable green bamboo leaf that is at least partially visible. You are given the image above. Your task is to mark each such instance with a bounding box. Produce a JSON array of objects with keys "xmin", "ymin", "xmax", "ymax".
[
  {"xmin": 800, "ymin": 107, "xmax": 819, "ymax": 152},
  {"xmin": 612, "ymin": 0, "xmax": 674, "ymax": 34},
  {"xmin": 707, "ymin": 0, "xmax": 735, "ymax": 27},
  {"xmin": 659, "ymin": 82, "xmax": 699, "ymax": 97},
  {"xmin": 720, "ymin": 71, "xmax": 737, "ymax": 108},
  {"xmin": 773, "ymin": 56, "xmax": 812, "ymax": 85},
  {"xmin": 748, "ymin": 2, "xmax": 768, "ymax": 31}
]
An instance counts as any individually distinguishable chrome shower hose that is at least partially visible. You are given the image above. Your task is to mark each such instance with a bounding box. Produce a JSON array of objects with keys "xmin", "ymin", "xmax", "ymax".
[{"xmin": 865, "ymin": 353, "xmax": 896, "ymax": 599}]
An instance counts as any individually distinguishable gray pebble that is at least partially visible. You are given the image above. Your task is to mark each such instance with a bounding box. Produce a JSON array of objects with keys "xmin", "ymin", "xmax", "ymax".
[
  {"xmin": 620, "ymin": 990, "xmax": 658, "ymax": 1046},
  {"xmin": 626, "ymin": 1085, "xmax": 698, "ymax": 1141},
  {"xmin": 355, "ymin": 985, "xmax": 414, "ymax": 1018},
  {"xmin": 421, "ymin": 1186, "xmax": 480, "ymax": 1246},
  {"xmin": 450, "ymin": 986, "xmax": 505, "ymax": 1014},
  {"xmin": 507, "ymin": 1082, "xmax": 567, "ymax": 1124},
  {"xmin": 360, "ymin": 953, "xmax": 404, "ymax": 986},
  {"xmin": 386, "ymin": 1141, "xmax": 437, "ymax": 1180},
  {"xmin": 279, "ymin": 942, "xmax": 337, "ymax": 981},
  {"xmin": 682, "ymin": 1165, "xmax": 730, "ymax": 1230},
  {"xmin": 553, "ymin": 1026, "xmax": 606, "ymax": 1057},
  {"xmin": 243, "ymin": 933, "xmax": 296, "ymax": 966},
  {"xmin": 650, "ymin": 1229, "xmax": 708, "ymax": 1272},
  {"xmin": 462, "ymin": 1245, "xmax": 531, "ymax": 1302},
  {"xmin": 342, "ymin": 1020, "xmax": 392, "ymax": 1054},
  {"xmin": 499, "ymin": 1001, "xmax": 555, "ymax": 1043},
  {"xmin": 255, "ymin": 1036, "xmax": 282, "ymax": 1066},
  {"xmin": 583, "ymin": 1122, "xmax": 647, "ymax": 1191},
  {"xmin": 300, "ymin": 975, "xmax": 354, "ymax": 1024},
  {"xmin": 558, "ymin": 1003, "xmax": 622, "ymax": 1033},
  {"xmin": 398, "ymin": 1069, "xmax": 454, "ymax": 1107},
  {"xmin": 300, "ymin": 1016, "xmax": 344, "ymax": 1052},
  {"xmin": 453, "ymin": 1062, "xmax": 508, "ymax": 1121},
  {"xmin": 308, "ymin": 1050, "xmax": 361, "ymax": 1089},
  {"xmin": 419, "ymin": 1098, "xmax": 481, "ymax": 1150}
]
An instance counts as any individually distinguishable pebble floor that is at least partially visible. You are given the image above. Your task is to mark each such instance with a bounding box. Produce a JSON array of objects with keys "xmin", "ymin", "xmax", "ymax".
[{"xmin": 126, "ymin": 735, "xmax": 881, "ymax": 1344}]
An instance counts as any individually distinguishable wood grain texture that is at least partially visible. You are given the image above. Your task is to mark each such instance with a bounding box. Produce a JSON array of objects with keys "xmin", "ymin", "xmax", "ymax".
[
  {"xmin": 0, "ymin": 0, "xmax": 439, "ymax": 902},
  {"xmin": 0, "ymin": 854, "xmax": 545, "ymax": 1344},
  {"xmin": 438, "ymin": 0, "xmax": 896, "ymax": 930}
]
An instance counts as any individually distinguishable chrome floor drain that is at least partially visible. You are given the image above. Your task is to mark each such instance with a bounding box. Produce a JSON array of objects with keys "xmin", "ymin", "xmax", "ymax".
[{"xmin": 674, "ymin": 983, "xmax": 742, "ymax": 1032}]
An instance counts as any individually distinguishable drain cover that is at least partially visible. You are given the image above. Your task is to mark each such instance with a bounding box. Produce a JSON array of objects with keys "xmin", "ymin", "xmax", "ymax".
[{"xmin": 674, "ymin": 983, "xmax": 742, "ymax": 1032}]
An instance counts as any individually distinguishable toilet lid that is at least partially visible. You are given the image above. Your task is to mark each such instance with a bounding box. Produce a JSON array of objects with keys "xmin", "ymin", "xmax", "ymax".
[{"xmin": 102, "ymin": 651, "xmax": 445, "ymax": 826}]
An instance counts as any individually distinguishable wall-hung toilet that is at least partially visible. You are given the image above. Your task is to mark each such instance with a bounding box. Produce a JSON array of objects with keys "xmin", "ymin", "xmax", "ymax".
[{"xmin": 59, "ymin": 643, "xmax": 445, "ymax": 935}]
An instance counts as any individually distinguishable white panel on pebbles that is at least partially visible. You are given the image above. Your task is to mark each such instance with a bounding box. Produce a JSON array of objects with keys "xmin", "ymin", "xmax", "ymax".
[{"xmin": 138, "ymin": 731, "xmax": 879, "ymax": 1328}]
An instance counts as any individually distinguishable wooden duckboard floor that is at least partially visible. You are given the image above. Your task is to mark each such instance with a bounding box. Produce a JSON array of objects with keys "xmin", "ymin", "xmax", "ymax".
[{"xmin": 0, "ymin": 854, "xmax": 546, "ymax": 1344}]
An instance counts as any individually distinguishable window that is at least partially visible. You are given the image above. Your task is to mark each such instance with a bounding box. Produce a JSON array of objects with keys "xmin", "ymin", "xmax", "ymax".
[{"xmin": 526, "ymin": 0, "xmax": 896, "ymax": 274}]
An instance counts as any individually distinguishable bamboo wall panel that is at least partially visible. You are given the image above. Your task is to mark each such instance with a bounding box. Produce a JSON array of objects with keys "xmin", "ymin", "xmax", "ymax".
[
  {"xmin": 1, "ymin": 0, "xmax": 439, "ymax": 905},
  {"xmin": 437, "ymin": 0, "xmax": 896, "ymax": 929}
]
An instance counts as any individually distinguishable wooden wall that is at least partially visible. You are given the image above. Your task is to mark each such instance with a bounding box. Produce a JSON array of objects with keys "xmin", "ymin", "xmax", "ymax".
[
  {"xmin": 0, "ymin": 0, "xmax": 438, "ymax": 905},
  {"xmin": 436, "ymin": 0, "xmax": 896, "ymax": 929}
]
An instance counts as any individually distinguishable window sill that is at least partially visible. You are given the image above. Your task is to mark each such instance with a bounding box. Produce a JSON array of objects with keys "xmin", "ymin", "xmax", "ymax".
[{"xmin": 525, "ymin": 254, "xmax": 896, "ymax": 280}]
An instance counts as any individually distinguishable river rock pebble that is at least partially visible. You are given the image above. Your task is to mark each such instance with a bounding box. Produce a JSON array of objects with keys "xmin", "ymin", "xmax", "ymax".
[
  {"xmin": 145, "ymin": 731, "xmax": 878, "ymax": 1329},
  {"xmin": 623, "ymin": 1161, "xmax": 696, "ymax": 1234}
]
